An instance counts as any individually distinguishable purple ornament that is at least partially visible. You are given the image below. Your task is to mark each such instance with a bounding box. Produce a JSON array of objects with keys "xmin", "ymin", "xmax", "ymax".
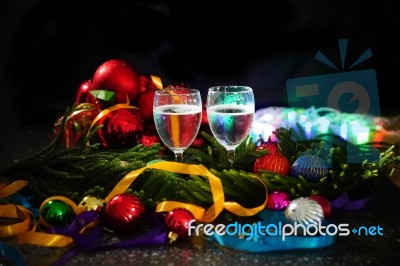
[{"xmin": 266, "ymin": 191, "xmax": 291, "ymax": 211}]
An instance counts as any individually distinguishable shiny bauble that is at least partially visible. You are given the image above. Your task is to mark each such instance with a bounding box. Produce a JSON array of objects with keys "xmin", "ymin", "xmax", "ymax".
[
  {"xmin": 256, "ymin": 138, "xmax": 278, "ymax": 153},
  {"xmin": 164, "ymin": 208, "xmax": 195, "ymax": 242},
  {"xmin": 290, "ymin": 155, "xmax": 329, "ymax": 182},
  {"xmin": 309, "ymin": 195, "xmax": 332, "ymax": 218},
  {"xmin": 266, "ymin": 190, "xmax": 291, "ymax": 211},
  {"xmin": 78, "ymin": 196, "xmax": 105, "ymax": 212},
  {"xmin": 103, "ymin": 193, "xmax": 145, "ymax": 233},
  {"xmin": 40, "ymin": 200, "xmax": 76, "ymax": 228},
  {"xmin": 285, "ymin": 197, "xmax": 324, "ymax": 226},
  {"xmin": 140, "ymin": 132, "xmax": 161, "ymax": 146},
  {"xmin": 136, "ymin": 88, "xmax": 157, "ymax": 123},
  {"xmin": 92, "ymin": 59, "xmax": 140, "ymax": 104},
  {"xmin": 253, "ymin": 152, "xmax": 290, "ymax": 175},
  {"xmin": 97, "ymin": 107, "xmax": 143, "ymax": 148},
  {"xmin": 75, "ymin": 79, "xmax": 95, "ymax": 104}
]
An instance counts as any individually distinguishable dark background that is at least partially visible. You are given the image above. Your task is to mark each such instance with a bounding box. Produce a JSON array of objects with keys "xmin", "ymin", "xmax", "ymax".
[{"xmin": 1, "ymin": 0, "xmax": 400, "ymax": 166}]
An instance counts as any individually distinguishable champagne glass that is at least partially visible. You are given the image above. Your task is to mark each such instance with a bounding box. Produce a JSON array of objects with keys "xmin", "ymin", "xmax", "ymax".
[
  {"xmin": 206, "ymin": 85, "xmax": 255, "ymax": 167},
  {"xmin": 153, "ymin": 87, "xmax": 202, "ymax": 162}
]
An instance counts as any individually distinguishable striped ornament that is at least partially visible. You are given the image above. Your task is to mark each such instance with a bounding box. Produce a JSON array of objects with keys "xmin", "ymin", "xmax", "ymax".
[{"xmin": 290, "ymin": 155, "xmax": 328, "ymax": 182}]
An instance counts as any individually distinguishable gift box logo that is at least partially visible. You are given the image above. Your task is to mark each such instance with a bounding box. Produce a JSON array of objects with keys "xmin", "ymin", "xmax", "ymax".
[
  {"xmin": 286, "ymin": 39, "xmax": 380, "ymax": 163},
  {"xmin": 286, "ymin": 69, "xmax": 379, "ymax": 116}
]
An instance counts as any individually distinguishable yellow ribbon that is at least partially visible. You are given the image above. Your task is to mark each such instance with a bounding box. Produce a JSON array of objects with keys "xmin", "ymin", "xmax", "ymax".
[
  {"xmin": 105, "ymin": 161, "xmax": 268, "ymax": 223},
  {"xmin": 151, "ymin": 75, "xmax": 163, "ymax": 90},
  {"xmin": 0, "ymin": 180, "xmax": 34, "ymax": 238}
]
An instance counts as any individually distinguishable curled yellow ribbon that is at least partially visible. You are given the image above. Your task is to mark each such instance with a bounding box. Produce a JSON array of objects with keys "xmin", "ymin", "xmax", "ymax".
[
  {"xmin": 105, "ymin": 161, "xmax": 268, "ymax": 223},
  {"xmin": 0, "ymin": 180, "xmax": 34, "ymax": 238},
  {"xmin": 150, "ymin": 75, "xmax": 163, "ymax": 90}
]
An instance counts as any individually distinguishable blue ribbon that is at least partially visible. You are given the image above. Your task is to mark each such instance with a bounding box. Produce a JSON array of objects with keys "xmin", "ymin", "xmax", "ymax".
[
  {"xmin": 0, "ymin": 242, "xmax": 26, "ymax": 266},
  {"xmin": 210, "ymin": 210, "xmax": 336, "ymax": 252},
  {"xmin": 8, "ymin": 193, "xmax": 40, "ymax": 219}
]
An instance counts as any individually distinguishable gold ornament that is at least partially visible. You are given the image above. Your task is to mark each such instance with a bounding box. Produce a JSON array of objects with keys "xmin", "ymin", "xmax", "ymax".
[{"xmin": 79, "ymin": 196, "xmax": 105, "ymax": 211}]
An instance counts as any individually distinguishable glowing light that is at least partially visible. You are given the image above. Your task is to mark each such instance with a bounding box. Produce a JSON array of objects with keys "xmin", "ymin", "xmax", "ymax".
[
  {"xmin": 340, "ymin": 123, "xmax": 348, "ymax": 139},
  {"xmin": 317, "ymin": 117, "xmax": 330, "ymax": 134},
  {"xmin": 250, "ymin": 106, "xmax": 379, "ymax": 144}
]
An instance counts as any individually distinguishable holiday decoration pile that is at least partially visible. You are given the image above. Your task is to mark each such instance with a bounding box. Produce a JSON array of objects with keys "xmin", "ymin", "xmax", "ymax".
[{"xmin": 1, "ymin": 59, "xmax": 400, "ymax": 265}]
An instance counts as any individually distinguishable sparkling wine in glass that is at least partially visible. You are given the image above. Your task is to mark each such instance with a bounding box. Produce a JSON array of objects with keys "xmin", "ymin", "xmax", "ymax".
[
  {"xmin": 207, "ymin": 85, "xmax": 255, "ymax": 167},
  {"xmin": 153, "ymin": 87, "xmax": 202, "ymax": 162}
]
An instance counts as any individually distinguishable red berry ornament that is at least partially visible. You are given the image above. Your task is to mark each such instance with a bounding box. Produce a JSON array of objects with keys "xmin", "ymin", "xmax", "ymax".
[
  {"xmin": 253, "ymin": 152, "xmax": 290, "ymax": 175},
  {"xmin": 92, "ymin": 59, "xmax": 140, "ymax": 104}
]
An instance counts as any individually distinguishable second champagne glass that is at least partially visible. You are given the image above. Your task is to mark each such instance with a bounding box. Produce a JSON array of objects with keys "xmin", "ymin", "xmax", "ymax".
[
  {"xmin": 153, "ymin": 87, "xmax": 202, "ymax": 162},
  {"xmin": 206, "ymin": 85, "xmax": 255, "ymax": 167}
]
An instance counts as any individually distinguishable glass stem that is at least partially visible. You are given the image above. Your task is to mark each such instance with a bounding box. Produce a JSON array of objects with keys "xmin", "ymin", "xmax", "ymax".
[
  {"xmin": 174, "ymin": 151, "xmax": 183, "ymax": 162},
  {"xmin": 227, "ymin": 149, "xmax": 235, "ymax": 168}
]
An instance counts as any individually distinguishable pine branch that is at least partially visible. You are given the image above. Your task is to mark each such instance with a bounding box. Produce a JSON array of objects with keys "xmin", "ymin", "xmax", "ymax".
[
  {"xmin": 184, "ymin": 131, "xmax": 262, "ymax": 171},
  {"xmin": 1, "ymin": 144, "xmax": 163, "ymax": 200}
]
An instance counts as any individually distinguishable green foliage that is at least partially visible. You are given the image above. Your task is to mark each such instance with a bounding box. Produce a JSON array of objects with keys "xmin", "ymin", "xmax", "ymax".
[
  {"xmin": 1, "ymin": 143, "xmax": 163, "ymax": 201},
  {"xmin": 184, "ymin": 131, "xmax": 262, "ymax": 172},
  {"xmin": 2, "ymin": 118, "xmax": 399, "ymax": 209}
]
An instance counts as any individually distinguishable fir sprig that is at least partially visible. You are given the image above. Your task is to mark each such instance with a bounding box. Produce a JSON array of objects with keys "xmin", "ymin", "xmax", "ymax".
[
  {"xmin": 1, "ymin": 143, "xmax": 163, "ymax": 201},
  {"xmin": 184, "ymin": 131, "xmax": 262, "ymax": 171}
]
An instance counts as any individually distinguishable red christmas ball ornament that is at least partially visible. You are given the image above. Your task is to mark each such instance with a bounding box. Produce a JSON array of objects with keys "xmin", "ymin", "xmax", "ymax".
[
  {"xmin": 140, "ymin": 133, "xmax": 161, "ymax": 146},
  {"xmin": 256, "ymin": 137, "xmax": 278, "ymax": 153},
  {"xmin": 191, "ymin": 136, "xmax": 206, "ymax": 148},
  {"xmin": 253, "ymin": 152, "xmax": 290, "ymax": 175},
  {"xmin": 136, "ymin": 88, "xmax": 157, "ymax": 123},
  {"xmin": 164, "ymin": 208, "xmax": 195, "ymax": 243},
  {"xmin": 104, "ymin": 193, "xmax": 145, "ymax": 233},
  {"xmin": 139, "ymin": 74, "xmax": 159, "ymax": 93},
  {"xmin": 309, "ymin": 195, "xmax": 332, "ymax": 218},
  {"xmin": 75, "ymin": 79, "xmax": 95, "ymax": 104},
  {"xmin": 92, "ymin": 59, "xmax": 140, "ymax": 104},
  {"xmin": 97, "ymin": 107, "xmax": 143, "ymax": 148}
]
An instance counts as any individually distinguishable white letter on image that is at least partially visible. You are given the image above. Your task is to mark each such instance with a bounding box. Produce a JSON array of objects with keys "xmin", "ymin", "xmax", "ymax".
[
  {"xmin": 214, "ymin": 224, "xmax": 226, "ymax": 236},
  {"xmin": 338, "ymin": 224, "xmax": 350, "ymax": 236},
  {"xmin": 187, "ymin": 219, "xmax": 197, "ymax": 236}
]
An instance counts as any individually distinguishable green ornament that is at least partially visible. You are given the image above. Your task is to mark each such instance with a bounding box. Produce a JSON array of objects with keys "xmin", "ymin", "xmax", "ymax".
[{"xmin": 40, "ymin": 200, "xmax": 75, "ymax": 227}]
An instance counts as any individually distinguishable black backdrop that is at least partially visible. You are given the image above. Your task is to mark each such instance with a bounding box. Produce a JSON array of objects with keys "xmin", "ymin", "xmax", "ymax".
[{"xmin": 1, "ymin": 0, "xmax": 399, "ymax": 127}]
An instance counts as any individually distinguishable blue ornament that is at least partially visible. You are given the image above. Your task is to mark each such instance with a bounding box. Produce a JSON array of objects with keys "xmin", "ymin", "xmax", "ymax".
[{"xmin": 290, "ymin": 155, "xmax": 328, "ymax": 182}]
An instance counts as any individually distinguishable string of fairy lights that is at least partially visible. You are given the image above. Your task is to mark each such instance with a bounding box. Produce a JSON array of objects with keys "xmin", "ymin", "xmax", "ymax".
[{"xmin": 249, "ymin": 106, "xmax": 388, "ymax": 144}]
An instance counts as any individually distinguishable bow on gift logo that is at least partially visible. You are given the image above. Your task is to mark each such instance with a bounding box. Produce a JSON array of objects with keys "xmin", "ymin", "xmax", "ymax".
[
  {"xmin": 287, "ymin": 39, "xmax": 380, "ymax": 116},
  {"xmin": 286, "ymin": 39, "xmax": 381, "ymax": 163}
]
